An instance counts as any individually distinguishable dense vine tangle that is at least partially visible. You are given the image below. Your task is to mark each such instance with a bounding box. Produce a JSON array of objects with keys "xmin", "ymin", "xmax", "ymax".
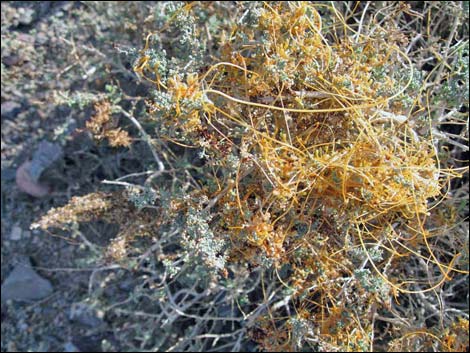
[
  {"xmin": 130, "ymin": 1, "xmax": 467, "ymax": 350},
  {"xmin": 194, "ymin": 3, "xmax": 464, "ymax": 292},
  {"xmin": 136, "ymin": 1, "xmax": 465, "ymax": 293}
]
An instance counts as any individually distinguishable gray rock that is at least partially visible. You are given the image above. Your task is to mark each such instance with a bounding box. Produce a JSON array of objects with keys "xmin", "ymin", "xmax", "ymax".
[
  {"xmin": 9, "ymin": 224, "xmax": 23, "ymax": 241},
  {"xmin": 1, "ymin": 257, "xmax": 53, "ymax": 303},
  {"xmin": 17, "ymin": 8, "xmax": 35, "ymax": 25},
  {"xmin": 16, "ymin": 160, "xmax": 50, "ymax": 197},
  {"xmin": 17, "ymin": 33, "xmax": 35, "ymax": 44},
  {"xmin": 28, "ymin": 141, "xmax": 63, "ymax": 182},
  {"xmin": 35, "ymin": 32, "xmax": 49, "ymax": 46},
  {"xmin": 1, "ymin": 101, "xmax": 22, "ymax": 119},
  {"xmin": 2, "ymin": 55, "xmax": 22, "ymax": 67},
  {"xmin": 64, "ymin": 341, "xmax": 81, "ymax": 352},
  {"xmin": 69, "ymin": 303, "xmax": 105, "ymax": 328}
]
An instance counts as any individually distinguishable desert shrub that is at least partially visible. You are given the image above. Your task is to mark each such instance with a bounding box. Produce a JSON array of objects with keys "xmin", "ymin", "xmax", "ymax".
[{"xmin": 33, "ymin": 2, "xmax": 468, "ymax": 351}]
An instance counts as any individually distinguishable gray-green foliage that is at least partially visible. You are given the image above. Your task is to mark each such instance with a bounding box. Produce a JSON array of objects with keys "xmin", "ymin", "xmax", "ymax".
[
  {"xmin": 182, "ymin": 207, "xmax": 227, "ymax": 271},
  {"xmin": 143, "ymin": 1, "xmax": 207, "ymax": 82},
  {"xmin": 288, "ymin": 316, "xmax": 315, "ymax": 350},
  {"xmin": 127, "ymin": 186, "xmax": 158, "ymax": 210},
  {"xmin": 354, "ymin": 268, "xmax": 389, "ymax": 301},
  {"xmin": 438, "ymin": 42, "xmax": 469, "ymax": 107}
]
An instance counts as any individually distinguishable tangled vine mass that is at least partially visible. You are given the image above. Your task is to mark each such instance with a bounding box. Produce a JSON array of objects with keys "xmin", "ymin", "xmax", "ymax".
[{"xmin": 34, "ymin": 2, "xmax": 468, "ymax": 352}]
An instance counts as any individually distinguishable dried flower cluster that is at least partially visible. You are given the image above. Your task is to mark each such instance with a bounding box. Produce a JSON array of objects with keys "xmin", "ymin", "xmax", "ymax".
[{"xmin": 86, "ymin": 100, "xmax": 132, "ymax": 147}]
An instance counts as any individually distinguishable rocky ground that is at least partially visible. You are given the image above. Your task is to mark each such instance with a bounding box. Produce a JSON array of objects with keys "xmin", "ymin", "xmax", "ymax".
[{"xmin": 1, "ymin": 2, "xmax": 149, "ymax": 351}]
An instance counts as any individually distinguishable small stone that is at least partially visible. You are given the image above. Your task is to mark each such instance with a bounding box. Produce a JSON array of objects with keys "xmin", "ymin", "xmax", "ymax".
[
  {"xmin": 16, "ymin": 161, "xmax": 50, "ymax": 197},
  {"xmin": 17, "ymin": 320, "xmax": 28, "ymax": 331},
  {"xmin": 18, "ymin": 8, "xmax": 35, "ymax": 25},
  {"xmin": 7, "ymin": 342, "xmax": 17, "ymax": 352},
  {"xmin": 35, "ymin": 32, "xmax": 49, "ymax": 46},
  {"xmin": 64, "ymin": 342, "xmax": 80, "ymax": 352},
  {"xmin": 69, "ymin": 303, "xmax": 105, "ymax": 328},
  {"xmin": 31, "ymin": 119, "xmax": 41, "ymax": 128},
  {"xmin": 17, "ymin": 33, "xmax": 34, "ymax": 43},
  {"xmin": 2, "ymin": 55, "xmax": 22, "ymax": 66},
  {"xmin": 10, "ymin": 225, "xmax": 22, "ymax": 241},
  {"xmin": 28, "ymin": 141, "xmax": 63, "ymax": 182},
  {"xmin": 1, "ymin": 101, "xmax": 22, "ymax": 119},
  {"xmin": 1, "ymin": 257, "xmax": 53, "ymax": 303}
]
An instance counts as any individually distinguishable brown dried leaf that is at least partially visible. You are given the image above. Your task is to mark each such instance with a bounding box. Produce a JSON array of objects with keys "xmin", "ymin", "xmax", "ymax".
[{"xmin": 105, "ymin": 128, "xmax": 132, "ymax": 147}]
